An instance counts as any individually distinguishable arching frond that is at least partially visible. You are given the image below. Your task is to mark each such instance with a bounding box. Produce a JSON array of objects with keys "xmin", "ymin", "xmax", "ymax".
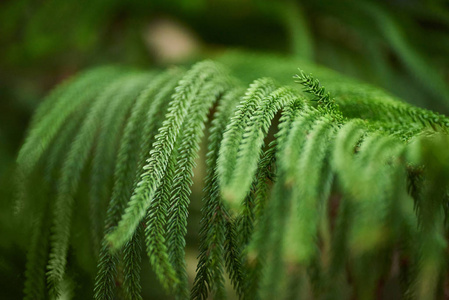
[
  {"xmin": 286, "ymin": 116, "xmax": 336, "ymax": 264},
  {"xmin": 107, "ymin": 61, "xmax": 225, "ymax": 249},
  {"xmin": 89, "ymin": 71, "xmax": 157, "ymax": 253},
  {"xmin": 17, "ymin": 66, "xmax": 123, "ymax": 176},
  {"xmin": 47, "ymin": 72, "xmax": 151, "ymax": 297},
  {"xmin": 218, "ymin": 78, "xmax": 277, "ymax": 208},
  {"xmin": 23, "ymin": 210, "xmax": 51, "ymax": 300},
  {"xmin": 123, "ymin": 226, "xmax": 144, "ymax": 300},
  {"xmin": 94, "ymin": 70, "xmax": 183, "ymax": 300},
  {"xmin": 223, "ymin": 87, "xmax": 300, "ymax": 207},
  {"xmin": 191, "ymin": 88, "xmax": 245, "ymax": 300},
  {"xmin": 166, "ymin": 75, "xmax": 231, "ymax": 297}
]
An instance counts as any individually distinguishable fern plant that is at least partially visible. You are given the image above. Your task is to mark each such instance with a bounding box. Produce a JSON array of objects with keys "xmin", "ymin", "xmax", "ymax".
[{"xmin": 16, "ymin": 51, "xmax": 449, "ymax": 299}]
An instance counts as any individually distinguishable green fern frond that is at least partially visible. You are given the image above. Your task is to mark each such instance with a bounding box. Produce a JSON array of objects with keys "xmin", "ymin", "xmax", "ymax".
[
  {"xmin": 103, "ymin": 70, "xmax": 183, "ymax": 231},
  {"xmin": 286, "ymin": 116, "xmax": 336, "ymax": 264},
  {"xmin": 123, "ymin": 226, "xmax": 144, "ymax": 300},
  {"xmin": 218, "ymin": 77, "xmax": 277, "ymax": 208},
  {"xmin": 43, "ymin": 109, "xmax": 87, "ymax": 183},
  {"xmin": 23, "ymin": 210, "xmax": 51, "ymax": 300},
  {"xmin": 280, "ymin": 107, "xmax": 322, "ymax": 182},
  {"xmin": 93, "ymin": 242, "xmax": 118, "ymax": 300},
  {"xmin": 166, "ymin": 77, "xmax": 231, "ymax": 298},
  {"xmin": 327, "ymin": 121, "xmax": 367, "ymax": 279},
  {"xmin": 237, "ymin": 144, "xmax": 278, "ymax": 299},
  {"xmin": 349, "ymin": 135, "xmax": 405, "ymax": 253},
  {"xmin": 145, "ymin": 146, "xmax": 180, "ymax": 292},
  {"xmin": 273, "ymin": 100, "xmax": 304, "ymax": 169},
  {"xmin": 251, "ymin": 142, "xmax": 277, "ymax": 223},
  {"xmin": 257, "ymin": 179, "xmax": 291, "ymax": 300},
  {"xmin": 94, "ymin": 70, "xmax": 183, "ymax": 299},
  {"xmin": 14, "ymin": 67, "xmax": 123, "ymax": 217},
  {"xmin": 47, "ymin": 72, "xmax": 151, "ymax": 297},
  {"xmin": 107, "ymin": 61, "xmax": 224, "ymax": 249},
  {"xmin": 223, "ymin": 87, "xmax": 300, "ymax": 208},
  {"xmin": 89, "ymin": 71, "xmax": 157, "ymax": 253},
  {"xmin": 17, "ymin": 66, "xmax": 123, "ymax": 176},
  {"xmin": 331, "ymin": 120, "xmax": 368, "ymax": 191},
  {"xmin": 191, "ymin": 88, "xmax": 245, "ymax": 300},
  {"xmin": 224, "ymin": 219, "xmax": 246, "ymax": 298},
  {"xmin": 294, "ymin": 70, "xmax": 331, "ymax": 106}
]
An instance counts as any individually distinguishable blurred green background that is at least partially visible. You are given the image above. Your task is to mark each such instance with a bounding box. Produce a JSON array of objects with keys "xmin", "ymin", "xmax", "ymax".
[{"xmin": 1, "ymin": 0, "xmax": 449, "ymax": 298}]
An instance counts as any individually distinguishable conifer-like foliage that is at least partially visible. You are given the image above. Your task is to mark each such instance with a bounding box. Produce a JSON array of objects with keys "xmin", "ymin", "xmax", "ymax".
[{"xmin": 16, "ymin": 51, "xmax": 449, "ymax": 299}]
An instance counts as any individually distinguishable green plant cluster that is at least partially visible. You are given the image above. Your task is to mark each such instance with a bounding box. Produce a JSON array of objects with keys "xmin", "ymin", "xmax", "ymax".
[{"xmin": 17, "ymin": 51, "xmax": 449, "ymax": 299}]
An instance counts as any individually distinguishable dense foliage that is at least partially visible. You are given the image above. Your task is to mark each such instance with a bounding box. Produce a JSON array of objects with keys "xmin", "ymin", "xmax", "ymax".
[
  {"xmin": 2, "ymin": 0, "xmax": 449, "ymax": 299},
  {"xmin": 16, "ymin": 51, "xmax": 449, "ymax": 299}
]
